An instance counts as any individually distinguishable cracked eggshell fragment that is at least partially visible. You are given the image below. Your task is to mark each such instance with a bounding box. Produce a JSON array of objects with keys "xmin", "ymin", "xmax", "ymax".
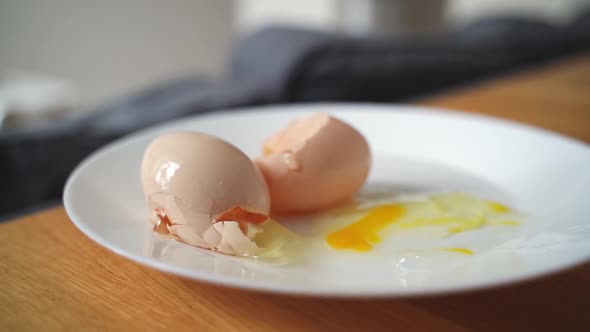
[
  {"xmin": 256, "ymin": 113, "xmax": 371, "ymax": 214},
  {"xmin": 141, "ymin": 131, "xmax": 270, "ymax": 255},
  {"xmin": 203, "ymin": 221, "xmax": 262, "ymax": 256}
]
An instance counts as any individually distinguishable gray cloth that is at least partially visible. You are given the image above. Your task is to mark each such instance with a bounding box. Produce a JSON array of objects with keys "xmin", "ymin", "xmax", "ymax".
[{"xmin": 1, "ymin": 13, "xmax": 589, "ymax": 216}]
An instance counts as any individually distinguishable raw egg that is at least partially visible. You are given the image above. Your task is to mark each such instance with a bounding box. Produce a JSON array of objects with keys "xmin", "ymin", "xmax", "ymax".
[
  {"xmin": 323, "ymin": 192, "xmax": 519, "ymax": 253},
  {"xmin": 256, "ymin": 113, "xmax": 371, "ymax": 213}
]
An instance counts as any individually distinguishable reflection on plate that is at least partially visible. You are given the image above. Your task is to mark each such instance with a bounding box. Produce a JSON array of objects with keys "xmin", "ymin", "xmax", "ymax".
[{"xmin": 65, "ymin": 104, "xmax": 590, "ymax": 297}]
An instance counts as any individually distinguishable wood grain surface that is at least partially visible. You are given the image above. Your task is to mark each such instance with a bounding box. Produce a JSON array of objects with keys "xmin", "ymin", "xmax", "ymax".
[
  {"xmin": 419, "ymin": 54, "xmax": 590, "ymax": 143},
  {"xmin": 2, "ymin": 54, "xmax": 590, "ymax": 332}
]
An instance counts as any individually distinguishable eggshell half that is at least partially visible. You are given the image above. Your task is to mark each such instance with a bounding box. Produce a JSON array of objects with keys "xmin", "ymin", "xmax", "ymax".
[
  {"xmin": 141, "ymin": 131, "xmax": 270, "ymax": 255},
  {"xmin": 256, "ymin": 113, "xmax": 371, "ymax": 213}
]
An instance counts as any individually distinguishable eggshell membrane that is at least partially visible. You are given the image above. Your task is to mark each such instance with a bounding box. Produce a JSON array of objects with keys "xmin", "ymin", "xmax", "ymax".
[
  {"xmin": 256, "ymin": 113, "xmax": 371, "ymax": 213},
  {"xmin": 141, "ymin": 132, "xmax": 270, "ymax": 255}
]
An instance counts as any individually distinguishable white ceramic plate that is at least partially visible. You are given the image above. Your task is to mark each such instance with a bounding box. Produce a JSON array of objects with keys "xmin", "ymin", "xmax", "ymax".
[{"xmin": 64, "ymin": 104, "xmax": 590, "ymax": 297}]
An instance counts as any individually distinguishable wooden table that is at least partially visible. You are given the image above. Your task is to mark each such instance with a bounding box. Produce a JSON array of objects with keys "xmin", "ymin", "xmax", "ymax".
[{"xmin": 2, "ymin": 54, "xmax": 590, "ymax": 332}]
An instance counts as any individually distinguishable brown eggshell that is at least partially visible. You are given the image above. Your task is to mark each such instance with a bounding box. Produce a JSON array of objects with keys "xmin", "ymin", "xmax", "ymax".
[
  {"xmin": 255, "ymin": 113, "xmax": 371, "ymax": 213},
  {"xmin": 141, "ymin": 131, "xmax": 270, "ymax": 255}
]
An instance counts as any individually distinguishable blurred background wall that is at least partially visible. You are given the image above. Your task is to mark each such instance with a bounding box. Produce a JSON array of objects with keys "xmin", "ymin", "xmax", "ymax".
[
  {"xmin": 1, "ymin": 0, "xmax": 588, "ymax": 113},
  {"xmin": 236, "ymin": 0, "xmax": 588, "ymax": 33},
  {"xmin": 0, "ymin": 0, "xmax": 233, "ymax": 112}
]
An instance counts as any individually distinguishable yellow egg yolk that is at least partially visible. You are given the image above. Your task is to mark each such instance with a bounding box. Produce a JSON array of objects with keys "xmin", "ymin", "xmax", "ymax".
[
  {"xmin": 488, "ymin": 201, "xmax": 510, "ymax": 213},
  {"xmin": 326, "ymin": 204, "xmax": 405, "ymax": 252},
  {"xmin": 324, "ymin": 193, "xmax": 520, "ymax": 253},
  {"xmin": 441, "ymin": 247, "xmax": 474, "ymax": 255}
]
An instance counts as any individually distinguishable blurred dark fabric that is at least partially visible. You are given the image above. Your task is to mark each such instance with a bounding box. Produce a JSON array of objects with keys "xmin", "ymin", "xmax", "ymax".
[{"xmin": 1, "ymin": 13, "xmax": 590, "ymax": 217}]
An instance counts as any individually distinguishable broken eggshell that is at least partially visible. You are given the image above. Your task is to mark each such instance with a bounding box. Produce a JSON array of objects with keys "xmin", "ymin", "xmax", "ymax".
[
  {"xmin": 141, "ymin": 131, "xmax": 271, "ymax": 256},
  {"xmin": 255, "ymin": 113, "xmax": 371, "ymax": 214}
]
